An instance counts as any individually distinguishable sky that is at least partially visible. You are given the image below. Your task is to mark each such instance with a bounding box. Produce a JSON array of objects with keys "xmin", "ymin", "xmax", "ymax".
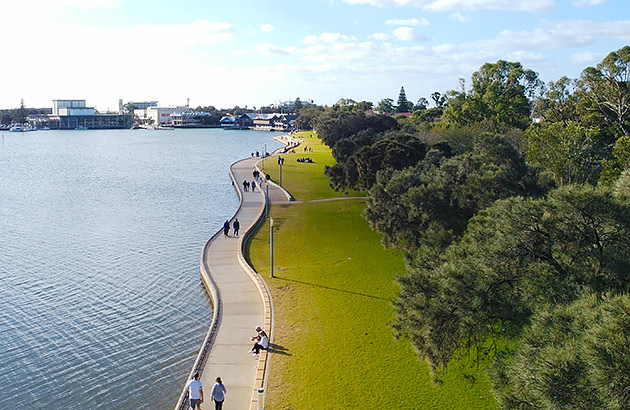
[{"xmin": 1, "ymin": 0, "xmax": 628, "ymax": 111}]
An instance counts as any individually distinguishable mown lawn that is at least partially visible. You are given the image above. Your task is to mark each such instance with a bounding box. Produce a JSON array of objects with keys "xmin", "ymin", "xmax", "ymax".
[{"xmin": 246, "ymin": 134, "xmax": 497, "ymax": 409}]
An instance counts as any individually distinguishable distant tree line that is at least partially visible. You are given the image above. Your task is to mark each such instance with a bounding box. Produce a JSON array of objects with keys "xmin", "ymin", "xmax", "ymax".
[
  {"xmin": 0, "ymin": 99, "xmax": 50, "ymax": 125},
  {"xmin": 303, "ymin": 46, "xmax": 630, "ymax": 409}
]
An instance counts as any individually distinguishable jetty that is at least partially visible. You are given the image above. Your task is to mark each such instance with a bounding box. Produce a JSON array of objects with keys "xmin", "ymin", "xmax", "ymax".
[{"xmin": 174, "ymin": 153, "xmax": 292, "ymax": 410}]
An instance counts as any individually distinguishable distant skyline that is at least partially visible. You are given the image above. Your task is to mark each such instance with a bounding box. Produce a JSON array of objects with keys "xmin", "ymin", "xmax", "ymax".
[{"xmin": 2, "ymin": 0, "xmax": 628, "ymax": 111}]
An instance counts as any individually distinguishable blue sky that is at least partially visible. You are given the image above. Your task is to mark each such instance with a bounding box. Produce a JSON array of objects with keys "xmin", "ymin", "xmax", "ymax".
[{"xmin": 2, "ymin": 0, "xmax": 628, "ymax": 111}]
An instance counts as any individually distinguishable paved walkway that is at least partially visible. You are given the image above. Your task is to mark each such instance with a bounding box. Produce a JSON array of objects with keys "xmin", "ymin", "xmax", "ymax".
[{"xmin": 175, "ymin": 155, "xmax": 287, "ymax": 410}]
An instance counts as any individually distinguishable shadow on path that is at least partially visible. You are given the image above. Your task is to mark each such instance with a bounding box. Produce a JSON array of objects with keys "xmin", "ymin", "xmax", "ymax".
[{"xmin": 275, "ymin": 276, "xmax": 391, "ymax": 302}]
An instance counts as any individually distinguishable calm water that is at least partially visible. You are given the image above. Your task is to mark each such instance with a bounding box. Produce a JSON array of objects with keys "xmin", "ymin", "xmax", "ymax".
[{"xmin": 0, "ymin": 128, "xmax": 283, "ymax": 409}]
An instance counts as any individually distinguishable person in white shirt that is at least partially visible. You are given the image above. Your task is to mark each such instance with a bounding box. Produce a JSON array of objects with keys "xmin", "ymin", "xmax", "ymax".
[
  {"xmin": 210, "ymin": 377, "xmax": 227, "ymax": 410},
  {"xmin": 248, "ymin": 326, "xmax": 269, "ymax": 356},
  {"xmin": 187, "ymin": 372, "xmax": 204, "ymax": 409}
]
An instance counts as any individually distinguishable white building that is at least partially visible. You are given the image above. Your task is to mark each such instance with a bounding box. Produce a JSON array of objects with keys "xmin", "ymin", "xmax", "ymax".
[{"xmin": 52, "ymin": 100, "xmax": 94, "ymax": 116}]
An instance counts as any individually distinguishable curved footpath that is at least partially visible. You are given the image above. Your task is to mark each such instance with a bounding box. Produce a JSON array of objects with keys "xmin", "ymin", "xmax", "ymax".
[{"xmin": 174, "ymin": 154, "xmax": 290, "ymax": 410}]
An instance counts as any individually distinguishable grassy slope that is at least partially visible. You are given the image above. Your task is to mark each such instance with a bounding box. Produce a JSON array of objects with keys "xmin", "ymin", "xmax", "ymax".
[{"xmin": 247, "ymin": 132, "xmax": 497, "ymax": 409}]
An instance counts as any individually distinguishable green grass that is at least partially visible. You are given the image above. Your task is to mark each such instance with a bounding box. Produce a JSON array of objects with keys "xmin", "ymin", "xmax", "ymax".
[
  {"xmin": 259, "ymin": 131, "xmax": 365, "ymax": 201},
  {"xmin": 247, "ymin": 135, "xmax": 497, "ymax": 409}
]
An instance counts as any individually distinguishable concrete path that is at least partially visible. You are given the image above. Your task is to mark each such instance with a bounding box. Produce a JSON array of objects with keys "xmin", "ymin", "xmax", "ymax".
[{"xmin": 173, "ymin": 155, "xmax": 287, "ymax": 410}]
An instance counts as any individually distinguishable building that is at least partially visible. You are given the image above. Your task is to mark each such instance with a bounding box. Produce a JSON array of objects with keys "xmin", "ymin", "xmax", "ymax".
[
  {"xmin": 47, "ymin": 99, "xmax": 132, "ymax": 129},
  {"xmin": 128, "ymin": 101, "xmax": 158, "ymax": 110}
]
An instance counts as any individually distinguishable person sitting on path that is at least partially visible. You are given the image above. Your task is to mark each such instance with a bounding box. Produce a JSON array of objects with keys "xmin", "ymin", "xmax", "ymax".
[
  {"xmin": 211, "ymin": 377, "xmax": 227, "ymax": 410},
  {"xmin": 248, "ymin": 326, "xmax": 269, "ymax": 356},
  {"xmin": 233, "ymin": 218, "xmax": 240, "ymax": 237},
  {"xmin": 223, "ymin": 220, "xmax": 230, "ymax": 237},
  {"xmin": 187, "ymin": 372, "xmax": 204, "ymax": 410}
]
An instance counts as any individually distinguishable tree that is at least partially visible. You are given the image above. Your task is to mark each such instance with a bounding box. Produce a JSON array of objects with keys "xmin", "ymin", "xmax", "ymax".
[
  {"xmin": 294, "ymin": 97, "xmax": 303, "ymax": 111},
  {"xmin": 123, "ymin": 102, "xmax": 137, "ymax": 113},
  {"xmin": 441, "ymin": 60, "xmax": 541, "ymax": 130},
  {"xmin": 580, "ymin": 46, "xmax": 630, "ymax": 136},
  {"xmin": 491, "ymin": 293, "xmax": 630, "ymax": 409},
  {"xmin": 13, "ymin": 99, "xmax": 28, "ymax": 124},
  {"xmin": 393, "ymin": 185, "xmax": 630, "ymax": 373},
  {"xmin": 522, "ymin": 121, "xmax": 608, "ymax": 185},
  {"xmin": 414, "ymin": 97, "xmax": 429, "ymax": 111},
  {"xmin": 396, "ymin": 86, "xmax": 412, "ymax": 113},
  {"xmin": 364, "ymin": 134, "xmax": 545, "ymax": 251},
  {"xmin": 376, "ymin": 98, "xmax": 394, "ymax": 113},
  {"xmin": 533, "ymin": 76, "xmax": 580, "ymax": 123},
  {"xmin": 430, "ymin": 91, "xmax": 447, "ymax": 108}
]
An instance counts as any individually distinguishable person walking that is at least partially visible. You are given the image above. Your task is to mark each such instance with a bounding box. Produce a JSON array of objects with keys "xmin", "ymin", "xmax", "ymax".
[
  {"xmin": 242, "ymin": 180, "xmax": 248, "ymax": 192},
  {"xmin": 223, "ymin": 220, "xmax": 230, "ymax": 237},
  {"xmin": 233, "ymin": 218, "xmax": 240, "ymax": 237},
  {"xmin": 187, "ymin": 372, "xmax": 204, "ymax": 410},
  {"xmin": 210, "ymin": 377, "xmax": 227, "ymax": 410},
  {"xmin": 251, "ymin": 181, "xmax": 256, "ymax": 192}
]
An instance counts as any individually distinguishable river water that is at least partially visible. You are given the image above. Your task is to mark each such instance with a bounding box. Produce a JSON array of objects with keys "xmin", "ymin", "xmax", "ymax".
[{"xmin": 0, "ymin": 128, "xmax": 283, "ymax": 409}]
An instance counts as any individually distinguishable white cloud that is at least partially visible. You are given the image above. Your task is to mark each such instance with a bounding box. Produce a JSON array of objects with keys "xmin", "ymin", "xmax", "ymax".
[
  {"xmin": 370, "ymin": 32, "xmax": 392, "ymax": 41},
  {"xmin": 571, "ymin": 51, "xmax": 602, "ymax": 63},
  {"xmin": 393, "ymin": 27, "xmax": 416, "ymax": 41},
  {"xmin": 343, "ymin": 0, "xmax": 555, "ymax": 12},
  {"xmin": 450, "ymin": 12, "xmax": 471, "ymax": 23},
  {"xmin": 261, "ymin": 24, "xmax": 275, "ymax": 32},
  {"xmin": 303, "ymin": 35, "xmax": 319, "ymax": 45},
  {"xmin": 386, "ymin": 17, "xmax": 430, "ymax": 26},
  {"xmin": 319, "ymin": 33, "xmax": 358, "ymax": 43},
  {"xmin": 572, "ymin": 0, "xmax": 607, "ymax": 6},
  {"xmin": 256, "ymin": 43, "xmax": 296, "ymax": 56}
]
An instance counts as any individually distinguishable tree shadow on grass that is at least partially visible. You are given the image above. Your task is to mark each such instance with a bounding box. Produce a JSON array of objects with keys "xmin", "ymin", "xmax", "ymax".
[
  {"xmin": 268, "ymin": 343, "xmax": 291, "ymax": 356},
  {"xmin": 275, "ymin": 276, "xmax": 391, "ymax": 302}
]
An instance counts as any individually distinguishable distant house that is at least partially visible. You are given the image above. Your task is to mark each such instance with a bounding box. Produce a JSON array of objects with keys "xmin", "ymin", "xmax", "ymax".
[
  {"xmin": 237, "ymin": 113, "xmax": 257, "ymax": 128},
  {"xmin": 220, "ymin": 115, "xmax": 236, "ymax": 127}
]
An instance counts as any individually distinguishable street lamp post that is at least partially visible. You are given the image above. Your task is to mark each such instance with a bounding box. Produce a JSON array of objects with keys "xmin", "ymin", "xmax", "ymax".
[{"xmin": 270, "ymin": 217, "xmax": 275, "ymax": 278}]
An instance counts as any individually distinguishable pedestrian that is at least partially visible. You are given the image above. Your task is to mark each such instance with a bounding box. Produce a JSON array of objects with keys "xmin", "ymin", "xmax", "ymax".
[
  {"xmin": 251, "ymin": 181, "xmax": 256, "ymax": 191},
  {"xmin": 187, "ymin": 372, "xmax": 204, "ymax": 410},
  {"xmin": 242, "ymin": 180, "xmax": 248, "ymax": 192},
  {"xmin": 223, "ymin": 220, "xmax": 230, "ymax": 237},
  {"xmin": 233, "ymin": 218, "xmax": 240, "ymax": 237},
  {"xmin": 248, "ymin": 326, "xmax": 269, "ymax": 356},
  {"xmin": 211, "ymin": 377, "xmax": 227, "ymax": 410}
]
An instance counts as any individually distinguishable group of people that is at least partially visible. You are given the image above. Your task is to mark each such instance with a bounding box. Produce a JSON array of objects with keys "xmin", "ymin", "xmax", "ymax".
[
  {"xmin": 249, "ymin": 325, "xmax": 269, "ymax": 357},
  {"xmin": 223, "ymin": 218, "xmax": 239, "ymax": 238},
  {"xmin": 186, "ymin": 326, "xmax": 269, "ymax": 409},
  {"xmin": 187, "ymin": 373, "xmax": 227, "ymax": 410},
  {"xmin": 297, "ymin": 157, "xmax": 313, "ymax": 163},
  {"xmin": 242, "ymin": 179, "xmax": 256, "ymax": 192}
]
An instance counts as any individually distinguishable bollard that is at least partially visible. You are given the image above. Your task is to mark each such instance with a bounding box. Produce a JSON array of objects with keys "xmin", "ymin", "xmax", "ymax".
[{"xmin": 257, "ymin": 387, "xmax": 265, "ymax": 410}]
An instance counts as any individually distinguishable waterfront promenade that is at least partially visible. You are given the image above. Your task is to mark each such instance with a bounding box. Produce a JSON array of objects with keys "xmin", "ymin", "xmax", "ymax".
[{"xmin": 175, "ymin": 154, "xmax": 291, "ymax": 410}]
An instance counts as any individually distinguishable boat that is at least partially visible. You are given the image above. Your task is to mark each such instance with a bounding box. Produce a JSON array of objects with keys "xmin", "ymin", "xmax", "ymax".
[
  {"xmin": 9, "ymin": 125, "xmax": 23, "ymax": 132},
  {"xmin": 75, "ymin": 125, "xmax": 88, "ymax": 130}
]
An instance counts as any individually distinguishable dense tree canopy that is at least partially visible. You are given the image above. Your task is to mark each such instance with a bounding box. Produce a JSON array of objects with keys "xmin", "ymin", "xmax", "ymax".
[
  {"xmin": 393, "ymin": 185, "xmax": 630, "ymax": 373},
  {"xmin": 442, "ymin": 60, "xmax": 541, "ymax": 130},
  {"xmin": 491, "ymin": 293, "xmax": 630, "ymax": 409}
]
